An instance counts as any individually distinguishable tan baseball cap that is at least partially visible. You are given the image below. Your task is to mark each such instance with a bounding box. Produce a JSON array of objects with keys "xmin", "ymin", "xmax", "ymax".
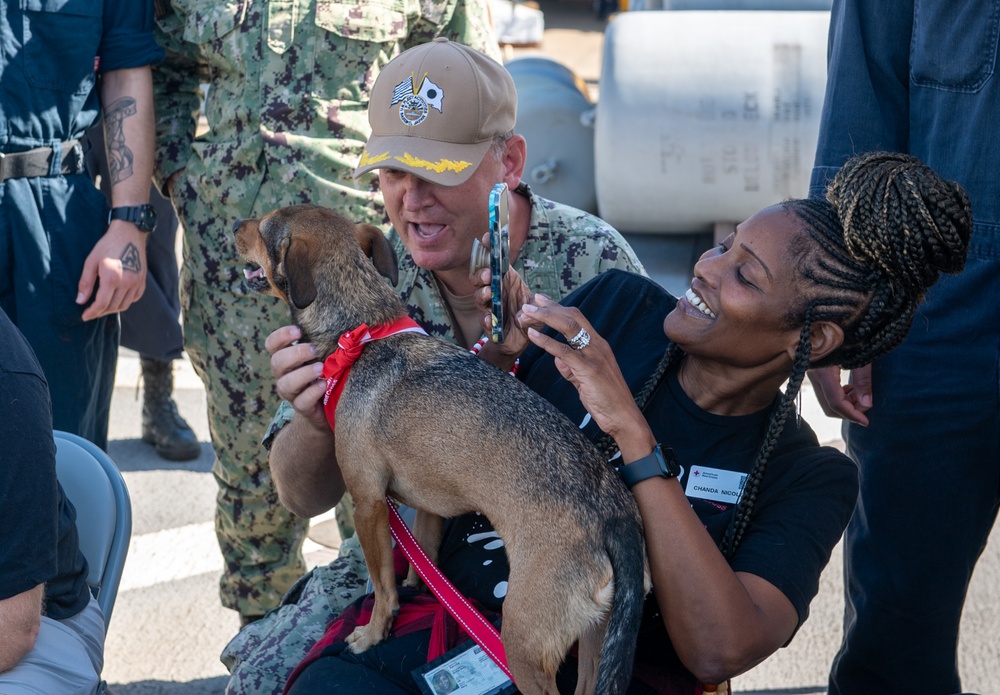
[{"xmin": 354, "ymin": 38, "xmax": 517, "ymax": 187}]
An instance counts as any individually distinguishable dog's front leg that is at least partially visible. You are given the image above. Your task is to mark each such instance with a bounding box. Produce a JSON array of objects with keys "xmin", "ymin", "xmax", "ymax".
[
  {"xmin": 346, "ymin": 495, "xmax": 399, "ymax": 653},
  {"xmin": 403, "ymin": 509, "xmax": 444, "ymax": 590}
]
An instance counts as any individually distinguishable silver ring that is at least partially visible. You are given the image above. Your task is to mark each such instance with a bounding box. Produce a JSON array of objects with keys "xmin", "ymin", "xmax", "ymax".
[{"xmin": 568, "ymin": 327, "xmax": 591, "ymax": 350}]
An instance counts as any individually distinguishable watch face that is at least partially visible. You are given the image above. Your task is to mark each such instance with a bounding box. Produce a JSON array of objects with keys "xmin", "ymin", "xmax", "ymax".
[
  {"xmin": 661, "ymin": 447, "xmax": 682, "ymax": 478},
  {"xmin": 137, "ymin": 206, "xmax": 157, "ymax": 232},
  {"xmin": 112, "ymin": 205, "xmax": 157, "ymax": 232}
]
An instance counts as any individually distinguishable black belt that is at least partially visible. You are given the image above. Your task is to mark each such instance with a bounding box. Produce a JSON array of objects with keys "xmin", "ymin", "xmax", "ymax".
[{"xmin": 0, "ymin": 140, "xmax": 85, "ymax": 182}]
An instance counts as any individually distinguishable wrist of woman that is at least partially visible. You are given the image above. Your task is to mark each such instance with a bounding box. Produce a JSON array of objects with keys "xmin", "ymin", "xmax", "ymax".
[
  {"xmin": 618, "ymin": 439, "xmax": 661, "ymax": 468},
  {"xmin": 611, "ymin": 420, "xmax": 659, "ymax": 465}
]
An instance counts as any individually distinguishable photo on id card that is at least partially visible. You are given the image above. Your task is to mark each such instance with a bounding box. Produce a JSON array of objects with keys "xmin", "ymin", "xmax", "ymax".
[{"xmin": 412, "ymin": 638, "xmax": 518, "ymax": 695}]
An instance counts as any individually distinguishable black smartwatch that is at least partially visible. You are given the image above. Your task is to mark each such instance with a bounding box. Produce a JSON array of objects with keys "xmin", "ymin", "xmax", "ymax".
[
  {"xmin": 617, "ymin": 444, "xmax": 681, "ymax": 489},
  {"xmin": 109, "ymin": 204, "xmax": 157, "ymax": 233}
]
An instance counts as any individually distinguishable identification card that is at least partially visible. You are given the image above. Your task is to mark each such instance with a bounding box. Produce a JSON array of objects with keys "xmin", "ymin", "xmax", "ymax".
[
  {"xmin": 685, "ymin": 465, "xmax": 747, "ymax": 504},
  {"xmin": 412, "ymin": 638, "xmax": 516, "ymax": 695}
]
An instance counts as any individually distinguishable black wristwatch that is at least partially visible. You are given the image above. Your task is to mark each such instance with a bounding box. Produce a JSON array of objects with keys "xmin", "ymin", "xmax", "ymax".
[
  {"xmin": 617, "ymin": 444, "xmax": 681, "ymax": 489},
  {"xmin": 109, "ymin": 204, "xmax": 157, "ymax": 233}
]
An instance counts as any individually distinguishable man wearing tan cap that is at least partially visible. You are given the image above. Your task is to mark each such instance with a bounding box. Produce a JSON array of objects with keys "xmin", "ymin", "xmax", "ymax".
[
  {"xmin": 354, "ymin": 37, "xmax": 645, "ymax": 349},
  {"xmin": 220, "ymin": 38, "xmax": 644, "ymax": 694}
]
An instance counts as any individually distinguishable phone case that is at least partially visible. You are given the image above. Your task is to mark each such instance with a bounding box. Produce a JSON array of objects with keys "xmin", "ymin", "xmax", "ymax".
[{"xmin": 488, "ymin": 183, "xmax": 510, "ymax": 343}]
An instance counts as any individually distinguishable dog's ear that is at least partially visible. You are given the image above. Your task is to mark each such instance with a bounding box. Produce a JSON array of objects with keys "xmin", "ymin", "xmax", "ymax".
[
  {"xmin": 355, "ymin": 224, "xmax": 399, "ymax": 285},
  {"xmin": 283, "ymin": 236, "xmax": 319, "ymax": 310}
]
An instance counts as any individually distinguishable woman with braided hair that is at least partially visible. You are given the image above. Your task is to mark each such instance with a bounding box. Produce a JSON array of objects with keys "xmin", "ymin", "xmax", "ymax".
[
  {"xmin": 271, "ymin": 151, "xmax": 970, "ymax": 694},
  {"xmin": 464, "ymin": 150, "xmax": 970, "ymax": 691}
]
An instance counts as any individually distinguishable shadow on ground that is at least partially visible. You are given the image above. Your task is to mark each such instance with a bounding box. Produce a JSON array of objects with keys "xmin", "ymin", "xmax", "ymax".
[
  {"xmin": 108, "ymin": 438, "xmax": 215, "ymax": 473},
  {"xmin": 109, "ymin": 677, "xmax": 229, "ymax": 695}
]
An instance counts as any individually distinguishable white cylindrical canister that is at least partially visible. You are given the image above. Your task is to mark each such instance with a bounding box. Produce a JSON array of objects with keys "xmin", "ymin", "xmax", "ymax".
[
  {"xmin": 659, "ymin": 0, "xmax": 831, "ymax": 9},
  {"xmin": 595, "ymin": 11, "xmax": 830, "ymax": 233},
  {"xmin": 506, "ymin": 57, "xmax": 598, "ymax": 214}
]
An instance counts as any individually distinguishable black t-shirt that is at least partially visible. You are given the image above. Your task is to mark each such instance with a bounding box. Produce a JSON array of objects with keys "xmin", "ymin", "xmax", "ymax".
[
  {"xmin": 436, "ymin": 270, "xmax": 858, "ymax": 644},
  {"xmin": 0, "ymin": 310, "xmax": 90, "ymax": 620}
]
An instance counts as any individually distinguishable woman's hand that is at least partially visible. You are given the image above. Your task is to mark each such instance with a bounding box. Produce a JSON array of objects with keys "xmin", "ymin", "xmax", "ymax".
[
  {"xmin": 519, "ymin": 296, "xmax": 651, "ymax": 453},
  {"xmin": 807, "ymin": 365, "xmax": 872, "ymax": 426},
  {"xmin": 265, "ymin": 325, "xmax": 328, "ymax": 431}
]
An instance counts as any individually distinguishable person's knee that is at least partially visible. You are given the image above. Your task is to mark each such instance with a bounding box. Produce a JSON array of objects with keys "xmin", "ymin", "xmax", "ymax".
[{"xmin": 0, "ymin": 614, "xmax": 103, "ymax": 695}]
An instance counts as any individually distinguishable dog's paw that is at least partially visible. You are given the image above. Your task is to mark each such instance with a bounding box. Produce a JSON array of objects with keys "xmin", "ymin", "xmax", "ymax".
[
  {"xmin": 345, "ymin": 622, "xmax": 390, "ymax": 653},
  {"xmin": 402, "ymin": 567, "xmax": 428, "ymax": 592},
  {"xmin": 401, "ymin": 577, "xmax": 427, "ymax": 592}
]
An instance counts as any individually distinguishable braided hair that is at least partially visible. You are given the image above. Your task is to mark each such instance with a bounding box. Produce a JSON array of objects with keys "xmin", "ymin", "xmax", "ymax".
[
  {"xmin": 789, "ymin": 151, "xmax": 971, "ymax": 370},
  {"xmin": 599, "ymin": 152, "xmax": 973, "ymax": 558}
]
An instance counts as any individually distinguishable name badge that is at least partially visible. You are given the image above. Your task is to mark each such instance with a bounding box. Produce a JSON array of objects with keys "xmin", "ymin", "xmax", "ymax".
[
  {"xmin": 685, "ymin": 465, "xmax": 746, "ymax": 504},
  {"xmin": 412, "ymin": 638, "xmax": 517, "ymax": 695}
]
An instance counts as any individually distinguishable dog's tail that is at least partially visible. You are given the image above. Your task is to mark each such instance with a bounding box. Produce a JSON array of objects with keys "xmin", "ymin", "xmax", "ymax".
[{"xmin": 596, "ymin": 514, "xmax": 647, "ymax": 695}]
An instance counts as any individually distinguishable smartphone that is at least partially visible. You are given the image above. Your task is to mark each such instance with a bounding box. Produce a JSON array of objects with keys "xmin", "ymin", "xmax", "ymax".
[
  {"xmin": 487, "ymin": 182, "xmax": 510, "ymax": 343},
  {"xmin": 469, "ymin": 183, "xmax": 510, "ymax": 343}
]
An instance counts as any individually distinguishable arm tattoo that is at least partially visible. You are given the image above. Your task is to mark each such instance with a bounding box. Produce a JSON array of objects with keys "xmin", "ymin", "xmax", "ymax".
[
  {"xmin": 121, "ymin": 243, "xmax": 142, "ymax": 274},
  {"xmin": 105, "ymin": 97, "xmax": 137, "ymax": 184}
]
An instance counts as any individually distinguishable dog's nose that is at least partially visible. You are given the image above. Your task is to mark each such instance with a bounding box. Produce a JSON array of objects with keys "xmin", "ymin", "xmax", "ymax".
[{"xmin": 232, "ymin": 219, "xmax": 244, "ymax": 233}]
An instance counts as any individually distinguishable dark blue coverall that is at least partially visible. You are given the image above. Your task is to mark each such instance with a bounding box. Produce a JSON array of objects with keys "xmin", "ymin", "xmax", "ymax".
[{"xmin": 0, "ymin": 1, "xmax": 162, "ymax": 448}]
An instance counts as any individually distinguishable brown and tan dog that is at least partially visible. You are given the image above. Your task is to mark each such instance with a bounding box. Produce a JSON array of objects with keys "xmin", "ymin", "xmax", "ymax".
[{"xmin": 234, "ymin": 204, "xmax": 649, "ymax": 695}]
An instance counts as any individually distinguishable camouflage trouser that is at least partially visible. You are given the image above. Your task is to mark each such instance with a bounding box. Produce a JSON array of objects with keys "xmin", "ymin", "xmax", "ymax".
[
  {"xmin": 220, "ymin": 535, "xmax": 370, "ymax": 694},
  {"xmin": 334, "ymin": 492, "xmax": 356, "ymax": 540},
  {"xmin": 176, "ymin": 174, "xmax": 309, "ymax": 618},
  {"xmin": 183, "ymin": 279, "xmax": 308, "ymax": 616}
]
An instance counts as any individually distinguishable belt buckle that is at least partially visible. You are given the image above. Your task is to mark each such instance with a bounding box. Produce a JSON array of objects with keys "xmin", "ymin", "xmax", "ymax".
[{"xmin": 0, "ymin": 152, "xmax": 6, "ymax": 182}]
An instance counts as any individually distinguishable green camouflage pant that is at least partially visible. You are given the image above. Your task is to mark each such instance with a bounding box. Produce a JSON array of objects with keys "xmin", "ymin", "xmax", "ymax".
[
  {"xmin": 176, "ymin": 174, "xmax": 309, "ymax": 618},
  {"xmin": 183, "ymin": 279, "xmax": 308, "ymax": 616},
  {"xmin": 334, "ymin": 491, "xmax": 356, "ymax": 540},
  {"xmin": 220, "ymin": 535, "xmax": 369, "ymax": 694}
]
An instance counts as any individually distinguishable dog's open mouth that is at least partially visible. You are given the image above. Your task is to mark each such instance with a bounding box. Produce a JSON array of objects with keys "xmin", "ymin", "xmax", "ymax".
[{"xmin": 242, "ymin": 263, "xmax": 272, "ymax": 294}]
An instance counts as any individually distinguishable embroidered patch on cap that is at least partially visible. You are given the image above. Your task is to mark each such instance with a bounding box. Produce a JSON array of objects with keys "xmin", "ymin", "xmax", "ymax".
[
  {"xmin": 392, "ymin": 73, "xmax": 444, "ymax": 126},
  {"xmin": 354, "ymin": 39, "xmax": 516, "ymax": 186}
]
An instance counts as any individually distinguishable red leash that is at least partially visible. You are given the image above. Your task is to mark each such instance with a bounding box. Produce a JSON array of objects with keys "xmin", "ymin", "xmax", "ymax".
[
  {"xmin": 322, "ymin": 319, "xmax": 513, "ymax": 680},
  {"xmin": 386, "ymin": 498, "xmax": 515, "ymax": 682}
]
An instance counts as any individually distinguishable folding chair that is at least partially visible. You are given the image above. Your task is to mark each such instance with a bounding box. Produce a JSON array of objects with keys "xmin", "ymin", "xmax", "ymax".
[{"xmin": 53, "ymin": 430, "xmax": 132, "ymax": 628}]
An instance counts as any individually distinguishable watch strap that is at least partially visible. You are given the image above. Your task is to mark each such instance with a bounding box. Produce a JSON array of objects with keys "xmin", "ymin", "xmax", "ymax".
[
  {"xmin": 618, "ymin": 443, "xmax": 681, "ymax": 489},
  {"xmin": 109, "ymin": 204, "xmax": 157, "ymax": 232}
]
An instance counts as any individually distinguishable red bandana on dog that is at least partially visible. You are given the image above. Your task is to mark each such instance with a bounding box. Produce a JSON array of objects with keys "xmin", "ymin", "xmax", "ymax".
[{"xmin": 322, "ymin": 317, "xmax": 427, "ymax": 429}]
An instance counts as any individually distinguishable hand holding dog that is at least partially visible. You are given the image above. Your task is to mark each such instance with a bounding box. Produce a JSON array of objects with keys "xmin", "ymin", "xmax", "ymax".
[
  {"xmin": 265, "ymin": 325, "xmax": 329, "ymax": 433},
  {"xmin": 265, "ymin": 323, "xmax": 345, "ymax": 519}
]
